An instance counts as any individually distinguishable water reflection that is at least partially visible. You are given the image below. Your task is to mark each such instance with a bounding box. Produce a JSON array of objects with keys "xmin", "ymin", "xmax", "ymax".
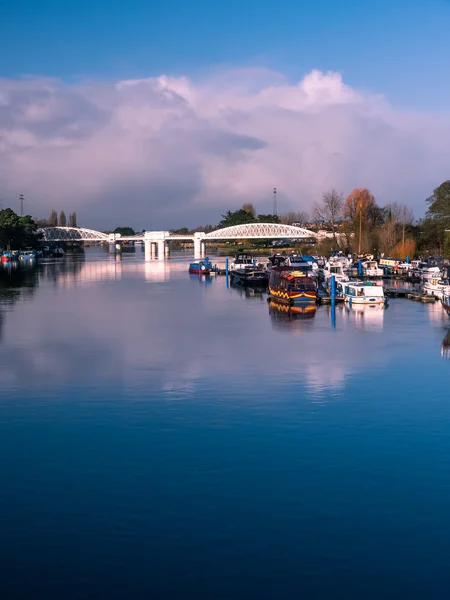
[
  {"xmin": 230, "ymin": 283, "xmax": 267, "ymax": 300},
  {"xmin": 344, "ymin": 304, "xmax": 385, "ymax": 332},
  {"xmin": 268, "ymin": 300, "xmax": 317, "ymax": 330},
  {"xmin": 441, "ymin": 330, "xmax": 450, "ymax": 359}
]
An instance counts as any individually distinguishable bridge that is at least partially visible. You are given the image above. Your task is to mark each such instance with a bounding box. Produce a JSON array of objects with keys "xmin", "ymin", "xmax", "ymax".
[{"xmin": 38, "ymin": 223, "xmax": 317, "ymax": 258}]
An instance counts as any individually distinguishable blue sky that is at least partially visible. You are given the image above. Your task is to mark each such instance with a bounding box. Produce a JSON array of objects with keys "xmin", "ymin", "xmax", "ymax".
[{"xmin": 2, "ymin": 0, "xmax": 450, "ymax": 108}]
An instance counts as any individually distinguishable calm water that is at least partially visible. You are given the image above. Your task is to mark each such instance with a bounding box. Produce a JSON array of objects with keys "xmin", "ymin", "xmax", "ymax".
[{"xmin": 1, "ymin": 248, "xmax": 450, "ymax": 599}]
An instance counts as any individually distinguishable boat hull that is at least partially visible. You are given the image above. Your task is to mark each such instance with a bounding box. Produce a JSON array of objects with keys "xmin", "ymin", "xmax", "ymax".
[
  {"xmin": 345, "ymin": 296, "xmax": 385, "ymax": 305},
  {"xmin": 269, "ymin": 287, "xmax": 317, "ymax": 305},
  {"xmin": 189, "ymin": 267, "xmax": 210, "ymax": 275}
]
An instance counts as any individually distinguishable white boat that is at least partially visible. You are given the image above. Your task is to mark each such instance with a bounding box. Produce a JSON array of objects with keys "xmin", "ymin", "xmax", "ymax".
[
  {"xmin": 230, "ymin": 252, "xmax": 261, "ymax": 272},
  {"xmin": 361, "ymin": 260, "xmax": 384, "ymax": 278},
  {"xmin": 423, "ymin": 276, "xmax": 450, "ymax": 299},
  {"xmin": 321, "ymin": 262, "xmax": 347, "ymax": 286},
  {"xmin": 342, "ymin": 281, "xmax": 386, "ymax": 305}
]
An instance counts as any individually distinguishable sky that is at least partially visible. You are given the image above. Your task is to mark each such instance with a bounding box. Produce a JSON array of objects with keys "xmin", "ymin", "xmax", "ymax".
[{"xmin": 1, "ymin": 0, "xmax": 450, "ymax": 229}]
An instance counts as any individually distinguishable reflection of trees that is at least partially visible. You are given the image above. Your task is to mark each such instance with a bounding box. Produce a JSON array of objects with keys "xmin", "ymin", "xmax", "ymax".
[
  {"xmin": 268, "ymin": 300, "xmax": 317, "ymax": 330},
  {"xmin": 441, "ymin": 330, "xmax": 450, "ymax": 359},
  {"xmin": 39, "ymin": 252, "xmax": 85, "ymax": 286},
  {"xmin": 0, "ymin": 253, "xmax": 85, "ymax": 342},
  {"xmin": 0, "ymin": 263, "xmax": 40, "ymax": 341}
]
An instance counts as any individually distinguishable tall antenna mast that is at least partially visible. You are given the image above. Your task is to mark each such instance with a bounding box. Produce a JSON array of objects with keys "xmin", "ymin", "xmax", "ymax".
[
  {"xmin": 19, "ymin": 193, "xmax": 24, "ymax": 216},
  {"xmin": 273, "ymin": 187, "xmax": 277, "ymax": 216}
]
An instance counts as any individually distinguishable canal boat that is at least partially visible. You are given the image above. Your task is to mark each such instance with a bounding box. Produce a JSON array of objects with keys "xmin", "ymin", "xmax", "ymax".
[
  {"xmin": 342, "ymin": 281, "xmax": 386, "ymax": 305},
  {"xmin": 189, "ymin": 257, "xmax": 213, "ymax": 275},
  {"xmin": 269, "ymin": 266, "xmax": 317, "ymax": 305}
]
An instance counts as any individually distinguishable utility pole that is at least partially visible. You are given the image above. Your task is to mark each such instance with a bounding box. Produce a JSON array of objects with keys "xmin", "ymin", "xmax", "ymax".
[
  {"xmin": 273, "ymin": 187, "xmax": 277, "ymax": 216},
  {"xmin": 19, "ymin": 194, "xmax": 24, "ymax": 216}
]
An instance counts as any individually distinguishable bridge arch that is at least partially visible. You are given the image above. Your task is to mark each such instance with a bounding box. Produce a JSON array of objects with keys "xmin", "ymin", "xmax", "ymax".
[
  {"xmin": 38, "ymin": 226, "xmax": 109, "ymax": 242},
  {"xmin": 204, "ymin": 222, "xmax": 317, "ymax": 240}
]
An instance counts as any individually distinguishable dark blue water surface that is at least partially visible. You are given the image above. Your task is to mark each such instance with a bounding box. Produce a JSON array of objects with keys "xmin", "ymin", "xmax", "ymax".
[{"xmin": 1, "ymin": 249, "xmax": 450, "ymax": 599}]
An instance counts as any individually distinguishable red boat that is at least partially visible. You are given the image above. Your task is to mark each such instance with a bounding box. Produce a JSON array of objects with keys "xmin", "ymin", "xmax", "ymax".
[{"xmin": 269, "ymin": 266, "xmax": 317, "ymax": 305}]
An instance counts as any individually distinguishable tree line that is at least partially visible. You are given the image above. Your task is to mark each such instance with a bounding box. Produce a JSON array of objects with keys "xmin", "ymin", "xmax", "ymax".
[
  {"xmin": 36, "ymin": 210, "xmax": 78, "ymax": 228},
  {"xmin": 177, "ymin": 181, "xmax": 450, "ymax": 258}
]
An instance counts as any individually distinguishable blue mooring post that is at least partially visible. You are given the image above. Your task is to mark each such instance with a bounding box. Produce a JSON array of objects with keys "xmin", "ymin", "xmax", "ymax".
[
  {"xmin": 358, "ymin": 260, "xmax": 363, "ymax": 277},
  {"xmin": 330, "ymin": 275, "xmax": 336, "ymax": 329},
  {"xmin": 226, "ymin": 258, "xmax": 229, "ymax": 288}
]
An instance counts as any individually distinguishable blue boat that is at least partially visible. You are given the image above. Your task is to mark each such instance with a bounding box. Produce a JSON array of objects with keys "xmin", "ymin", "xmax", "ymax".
[{"xmin": 189, "ymin": 257, "xmax": 214, "ymax": 275}]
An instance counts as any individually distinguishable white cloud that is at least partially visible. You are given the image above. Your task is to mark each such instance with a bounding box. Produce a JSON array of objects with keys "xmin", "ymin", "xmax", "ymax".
[{"xmin": 0, "ymin": 68, "xmax": 449, "ymax": 229}]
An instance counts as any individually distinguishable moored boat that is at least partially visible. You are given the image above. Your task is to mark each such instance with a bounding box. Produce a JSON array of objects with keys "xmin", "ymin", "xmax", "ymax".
[
  {"xmin": 342, "ymin": 281, "xmax": 386, "ymax": 305},
  {"xmin": 189, "ymin": 257, "xmax": 213, "ymax": 275},
  {"xmin": 269, "ymin": 267, "xmax": 317, "ymax": 305},
  {"xmin": 230, "ymin": 267, "xmax": 268, "ymax": 287}
]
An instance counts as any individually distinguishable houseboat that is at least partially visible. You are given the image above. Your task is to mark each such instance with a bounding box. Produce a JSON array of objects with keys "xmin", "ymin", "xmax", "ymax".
[
  {"xmin": 269, "ymin": 267, "xmax": 317, "ymax": 306},
  {"xmin": 342, "ymin": 281, "xmax": 386, "ymax": 305}
]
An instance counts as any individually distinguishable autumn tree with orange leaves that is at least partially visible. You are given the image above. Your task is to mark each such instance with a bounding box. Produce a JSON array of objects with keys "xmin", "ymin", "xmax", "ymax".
[{"xmin": 343, "ymin": 188, "xmax": 383, "ymax": 254}]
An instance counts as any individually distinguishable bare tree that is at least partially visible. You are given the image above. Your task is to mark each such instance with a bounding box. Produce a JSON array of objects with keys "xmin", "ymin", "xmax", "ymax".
[
  {"xmin": 313, "ymin": 189, "xmax": 344, "ymax": 240},
  {"xmin": 280, "ymin": 210, "xmax": 309, "ymax": 226},
  {"xmin": 241, "ymin": 203, "xmax": 256, "ymax": 217}
]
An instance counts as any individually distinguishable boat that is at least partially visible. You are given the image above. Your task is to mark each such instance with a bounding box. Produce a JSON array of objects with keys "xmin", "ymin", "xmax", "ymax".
[
  {"xmin": 230, "ymin": 252, "xmax": 261, "ymax": 272},
  {"xmin": 269, "ymin": 266, "xmax": 317, "ymax": 305},
  {"xmin": 189, "ymin": 257, "xmax": 214, "ymax": 275},
  {"xmin": 230, "ymin": 267, "xmax": 268, "ymax": 287},
  {"xmin": 1, "ymin": 252, "xmax": 18, "ymax": 264},
  {"xmin": 266, "ymin": 253, "xmax": 289, "ymax": 270},
  {"xmin": 342, "ymin": 281, "xmax": 386, "ymax": 305},
  {"xmin": 361, "ymin": 260, "xmax": 384, "ymax": 278},
  {"xmin": 320, "ymin": 261, "xmax": 347, "ymax": 286},
  {"xmin": 285, "ymin": 254, "xmax": 319, "ymax": 279},
  {"xmin": 423, "ymin": 276, "xmax": 449, "ymax": 299}
]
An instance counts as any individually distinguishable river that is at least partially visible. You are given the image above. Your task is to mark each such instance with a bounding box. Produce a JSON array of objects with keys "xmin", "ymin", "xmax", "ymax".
[{"xmin": 1, "ymin": 248, "xmax": 450, "ymax": 599}]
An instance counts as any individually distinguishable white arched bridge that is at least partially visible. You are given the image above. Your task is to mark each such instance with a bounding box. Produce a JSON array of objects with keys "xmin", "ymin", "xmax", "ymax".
[{"xmin": 38, "ymin": 223, "xmax": 317, "ymax": 259}]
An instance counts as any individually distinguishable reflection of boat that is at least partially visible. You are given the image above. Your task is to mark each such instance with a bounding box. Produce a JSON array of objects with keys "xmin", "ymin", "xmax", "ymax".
[
  {"xmin": 189, "ymin": 257, "xmax": 213, "ymax": 275},
  {"xmin": 269, "ymin": 267, "xmax": 317, "ymax": 305},
  {"xmin": 230, "ymin": 268, "xmax": 268, "ymax": 287},
  {"xmin": 230, "ymin": 284, "xmax": 266, "ymax": 299},
  {"xmin": 342, "ymin": 281, "xmax": 386, "ymax": 305},
  {"xmin": 441, "ymin": 331, "xmax": 450, "ymax": 359},
  {"xmin": 443, "ymin": 292, "xmax": 450, "ymax": 316},
  {"xmin": 345, "ymin": 303, "xmax": 385, "ymax": 331},
  {"xmin": 269, "ymin": 300, "xmax": 317, "ymax": 327}
]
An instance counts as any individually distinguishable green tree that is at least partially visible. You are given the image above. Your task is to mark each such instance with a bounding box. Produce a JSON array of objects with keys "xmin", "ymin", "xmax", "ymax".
[
  {"xmin": 257, "ymin": 213, "xmax": 280, "ymax": 223},
  {"xmin": 0, "ymin": 208, "xmax": 40, "ymax": 249},
  {"xmin": 217, "ymin": 209, "xmax": 256, "ymax": 228},
  {"xmin": 423, "ymin": 181, "xmax": 450, "ymax": 251},
  {"xmin": 113, "ymin": 226, "xmax": 135, "ymax": 236}
]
